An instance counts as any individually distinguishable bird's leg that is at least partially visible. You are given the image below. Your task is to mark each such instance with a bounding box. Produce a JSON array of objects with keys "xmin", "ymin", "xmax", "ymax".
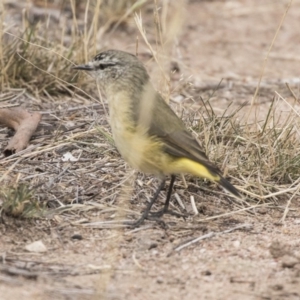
[
  {"xmin": 125, "ymin": 179, "xmax": 166, "ymax": 227},
  {"xmin": 148, "ymin": 175, "xmax": 185, "ymax": 218},
  {"xmin": 162, "ymin": 174, "xmax": 176, "ymax": 213},
  {"xmin": 126, "ymin": 175, "xmax": 186, "ymax": 228}
]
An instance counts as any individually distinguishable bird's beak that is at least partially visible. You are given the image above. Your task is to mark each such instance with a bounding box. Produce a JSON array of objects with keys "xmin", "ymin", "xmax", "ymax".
[{"xmin": 72, "ymin": 64, "xmax": 94, "ymax": 71}]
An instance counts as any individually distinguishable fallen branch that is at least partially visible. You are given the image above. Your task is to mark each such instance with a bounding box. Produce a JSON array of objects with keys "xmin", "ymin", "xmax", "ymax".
[{"xmin": 0, "ymin": 107, "xmax": 41, "ymax": 156}]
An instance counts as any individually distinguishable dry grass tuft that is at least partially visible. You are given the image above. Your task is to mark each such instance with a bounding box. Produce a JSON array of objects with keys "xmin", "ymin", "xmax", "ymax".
[
  {"xmin": 3, "ymin": 31, "xmax": 76, "ymax": 94},
  {"xmin": 1, "ymin": 20, "xmax": 85, "ymax": 96},
  {"xmin": 188, "ymin": 94, "xmax": 300, "ymax": 202},
  {"xmin": 0, "ymin": 0, "xmax": 143, "ymax": 98},
  {"xmin": 0, "ymin": 183, "xmax": 44, "ymax": 218}
]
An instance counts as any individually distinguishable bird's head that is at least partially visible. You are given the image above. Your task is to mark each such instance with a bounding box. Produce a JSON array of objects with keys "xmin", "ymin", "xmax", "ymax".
[{"xmin": 73, "ymin": 49, "xmax": 149, "ymax": 89}]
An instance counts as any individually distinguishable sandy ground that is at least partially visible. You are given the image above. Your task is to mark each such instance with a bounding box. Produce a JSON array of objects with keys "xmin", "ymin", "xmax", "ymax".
[{"xmin": 1, "ymin": 1, "xmax": 300, "ymax": 299}]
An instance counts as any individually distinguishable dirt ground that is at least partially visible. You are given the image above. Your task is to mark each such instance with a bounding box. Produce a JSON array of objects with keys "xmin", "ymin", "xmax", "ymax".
[{"xmin": 1, "ymin": 1, "xmax": 300, "ymax": 299}]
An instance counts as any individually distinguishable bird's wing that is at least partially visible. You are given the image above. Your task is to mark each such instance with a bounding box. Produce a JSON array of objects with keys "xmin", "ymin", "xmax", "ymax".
[{"xmin": 147, "ymin": 95, "xmax": 221, "ymax": 175}]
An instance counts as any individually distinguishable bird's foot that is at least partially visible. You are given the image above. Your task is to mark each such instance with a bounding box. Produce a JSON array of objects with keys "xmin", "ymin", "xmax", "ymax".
[
  {"xmin": 124, "ymin": 209, "xmax": 187, "ymax": 228},
  {"xmin": 148, "ymin": 208, "xmax": 187, "ymax": 219}
]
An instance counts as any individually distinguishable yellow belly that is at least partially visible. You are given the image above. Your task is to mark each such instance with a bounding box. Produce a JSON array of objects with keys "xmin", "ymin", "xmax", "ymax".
[{"xmin": 113, "ymin": 128, "xmax": 166, "ymax": 176}]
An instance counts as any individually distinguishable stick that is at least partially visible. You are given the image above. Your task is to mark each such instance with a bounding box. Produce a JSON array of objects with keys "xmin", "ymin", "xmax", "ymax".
[
  {"xmin": 170, "ymin": 224, "xmax": 252, "ymax": 254},
  {"xmin": 0, "ymin": 107, "xmax": 41, "ymax": 156}
]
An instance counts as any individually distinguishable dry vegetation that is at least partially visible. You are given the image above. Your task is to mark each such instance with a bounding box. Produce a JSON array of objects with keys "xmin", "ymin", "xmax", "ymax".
[{"xmin": 0, "ymin": 0, "xmax": 300, "ymax": 299}]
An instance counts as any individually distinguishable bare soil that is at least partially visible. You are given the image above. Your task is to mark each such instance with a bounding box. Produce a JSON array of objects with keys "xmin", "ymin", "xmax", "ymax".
[{"xmin": 1, "ymin": 1, "xmax": 300, "ymax": 300}]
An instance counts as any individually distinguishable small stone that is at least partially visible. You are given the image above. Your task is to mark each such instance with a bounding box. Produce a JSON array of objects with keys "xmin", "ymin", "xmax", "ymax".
[
  {"xmin": 71, "ymin": 234, "xmax": 83, "ymax": 240},
  {"xmin": 25, "ymin": 240, "xmax": 47, "ymax": 253},
  {"xmin": 272, "ymin": 284, "xmax": 283, "ymax": 291},
  {"xmin": 281, "ymin": 255, "xmax": 299, "ymax": 268},
  {"xmin": 269, "ymin": 241, "xmax": 287, "ymax": 258},
  {"xmin": 157, "ymin": 277, "xmax": 164, "ymax": 284},
  {"xmin": 149, "ymin": 243, "xmax": 158, "ymax": 250},
  {"xmin": 233, "ymin": 240, "xmax": 240, "ymax": 248},
  {"xmin": 257, "ymin": 207, "xmax": 268, "ymax": 214},
  {"xmin": 125, "ymin": 236, "xmax": 133, "ymax": 242},
  {"xmin": 202, "ymin": 270, "xmax": 212, "ymax": 276}
]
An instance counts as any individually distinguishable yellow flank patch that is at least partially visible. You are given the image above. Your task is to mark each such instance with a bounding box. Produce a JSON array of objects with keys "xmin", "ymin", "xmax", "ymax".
[{"xmin": 168, "ymin": 158, "xmax": 220, "ymax": 182}]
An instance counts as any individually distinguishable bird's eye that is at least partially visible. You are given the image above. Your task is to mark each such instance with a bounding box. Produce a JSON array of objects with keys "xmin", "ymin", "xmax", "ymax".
[{"xmin": 97, "ymin": 63, "xmax": 116, "ymax": 70}]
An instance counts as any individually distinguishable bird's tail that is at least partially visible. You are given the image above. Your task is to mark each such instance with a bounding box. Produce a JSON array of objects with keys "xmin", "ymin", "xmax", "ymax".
[
  {"xmin": 218, "ymin": 176, "xmax": 241, "ymax": 199},
  {"xmin": 169, "ymin": 157, "xmax": 241, "ymax": 199}
]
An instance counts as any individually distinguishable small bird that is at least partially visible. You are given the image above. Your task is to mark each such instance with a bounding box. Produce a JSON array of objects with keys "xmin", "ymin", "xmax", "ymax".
[{"xmin": 73, "ymin": 49, "xmax": 241, "ymax": 226}]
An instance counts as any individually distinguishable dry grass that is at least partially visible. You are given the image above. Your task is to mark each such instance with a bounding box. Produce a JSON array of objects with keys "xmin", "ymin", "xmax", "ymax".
[
  {"xmin": 0, "ymin": 183, "xmax": 44, "ymax": 217},
  {"xmin": 192, "ymin": 95, "xmax": 300, "ymax": 200},
  {"xmin": 0, "ymin": 0, "xmax": 299, "ymax": 225}
]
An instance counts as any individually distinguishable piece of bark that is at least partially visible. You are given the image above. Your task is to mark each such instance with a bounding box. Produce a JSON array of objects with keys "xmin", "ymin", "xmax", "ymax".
[{"xmin": 0, "ymin": 107, "xmax": 42, "ymax": 156}]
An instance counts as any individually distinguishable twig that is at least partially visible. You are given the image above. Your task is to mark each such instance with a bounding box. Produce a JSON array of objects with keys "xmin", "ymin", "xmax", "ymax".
[
  {"xmin": 0, "ymin": 265, "xmax": 38, "ymax": 279},
  {"xmin": 285, "ymin": 82, "xmax": 298, "ymax": 102},
  {"xmin": 170, "ymin": 223, "xmax": 252, "ymax": 254},
  {"xmin": 280, "ymin": 182, "xmax": 300, "ymax": 223},
  {"xmin": 275, "ymin": 91, "xmax": 300, "ymax": 118},
  {"xmin": 174, "ymin": 192, "xmax": 185, "ymax": 210},
  {"xmin": 0, "ymin": 107, "xmax": 42, "ymax": 155},
  {"xmin": 0, "ymin": 157, "xmax": 23, "ymax": 183},
  {"xmin": 132, "ymin": 252, "xmax": 144, "ymax": 270},
  {"xmin": 190, "ymin": 195, "xmax": 198, "ymax": 215}
]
